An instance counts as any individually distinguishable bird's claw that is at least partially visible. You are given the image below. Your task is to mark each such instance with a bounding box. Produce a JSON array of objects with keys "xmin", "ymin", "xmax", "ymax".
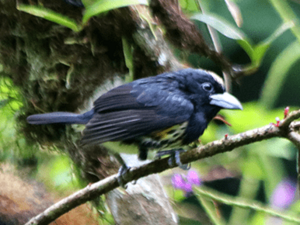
[
  {"xmin": 178, "ymin": 162, "xmax": 191, "ymax": 170},
  {"xmin": 117, "ymin": 164, "xmax": 131, "ymax": 188},
  {"xmin": 156, "ymin": 149, "xmax": 190, "ymax": 170}
]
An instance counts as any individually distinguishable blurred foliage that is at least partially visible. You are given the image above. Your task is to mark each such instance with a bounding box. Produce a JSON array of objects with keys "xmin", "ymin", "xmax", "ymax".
[
  {"xmin": 164, "ymin": 103, "xmax": 298, "ymax": 224},
  {"xmin": 17, "ymin": 4, "xmax": 81, "ymax": 31},
  {"xmin": 0, "ymin": 77, "xmax": 31, "ymax": 161},
  {"xmin": 17, "ymin": 0, "xmax": 149, "ymax": 28},
  {"xmin": 167, "ymin": 0, "xmax": 300, "ymax": 224},
  {"xmin": 0, "ymin": 76, "xmax": 83, "ymax": 193},
  {"xmin": 1, "ymin": 0, "xmax": 300, "ymax": 224}
]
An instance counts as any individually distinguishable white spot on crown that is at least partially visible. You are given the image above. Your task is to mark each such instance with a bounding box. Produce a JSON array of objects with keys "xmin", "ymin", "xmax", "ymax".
[{"xmin": 201, "ymin": 69, "xmax": 225, "ymax": 88}]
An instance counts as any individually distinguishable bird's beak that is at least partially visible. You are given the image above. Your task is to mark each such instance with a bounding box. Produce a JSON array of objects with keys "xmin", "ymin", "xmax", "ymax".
[{"xmin": 209, "ymin": 92, "xmax": 243, "ymax": 110}]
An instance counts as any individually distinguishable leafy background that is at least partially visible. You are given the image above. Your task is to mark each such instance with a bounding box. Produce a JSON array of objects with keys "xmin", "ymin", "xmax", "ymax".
[{"xmin": 1, "ymin": 0, "xmax": 300, "ymax": 224}]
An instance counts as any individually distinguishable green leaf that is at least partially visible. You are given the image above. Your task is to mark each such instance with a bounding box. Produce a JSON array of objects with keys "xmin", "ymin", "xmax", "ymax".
[
  {"xmin": 179, "ymin": 0, "xmax": 199, "ymax": 12},
  {"xmin": 82, "ymin": 0, "xmax": 149, "ymax": 24},
  {"xmin": 17, "ymin": 4, "xmax": 81, "ymax": 32},
  {"xmin": 260, "ymin": 41, "xmax": 300, "ymax": 109},
  {"xmin": 191, "ymin": 14, "xmax": 292, "ymax": 74},
  {"xmin": 237, "ymin": 39, "xmax": 255, "ymax": 61},
  {"xmin": 122, "ymin": 37, "xmax": 134, "ymax": 81},
  {"xmin": 252, "ymin": 22, "xmax": 293, "ymax": 65},
  {"xmin": 82, "ymin": 0, "xmax": 97, "ymax": 7},
  {"xmin": 191, "ymin": 13, "xmax": 255, "ymax": 69},
  {"xmin": 191, "ymin": 13, "xmax": 247, "ymax": 40}
]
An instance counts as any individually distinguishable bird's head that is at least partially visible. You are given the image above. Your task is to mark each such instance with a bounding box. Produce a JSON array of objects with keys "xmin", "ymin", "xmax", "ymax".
[{"xmin": 177, "ymin": 68, "xmax": 242, "ymax": 113}]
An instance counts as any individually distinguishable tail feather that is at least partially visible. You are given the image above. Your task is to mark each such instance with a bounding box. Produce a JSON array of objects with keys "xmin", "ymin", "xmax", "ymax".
[{"xmin": 27, "ymin": 110, "xmax": 94, "ymax": 125}]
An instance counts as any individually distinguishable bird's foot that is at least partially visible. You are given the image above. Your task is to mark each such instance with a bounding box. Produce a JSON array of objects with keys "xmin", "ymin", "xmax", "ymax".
[
  {"xmin": 117, "ymin": 164, "xmax": 131, "ymax": 188},
  {"xmin": 155, "ymin": 149, "xmax": 190, "ymax": 170}
]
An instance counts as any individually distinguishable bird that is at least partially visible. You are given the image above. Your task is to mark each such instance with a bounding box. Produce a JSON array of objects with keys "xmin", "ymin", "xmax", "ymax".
[{"xmin": 27, "ymin": 68, "xmax": 242, "ymax": 178}]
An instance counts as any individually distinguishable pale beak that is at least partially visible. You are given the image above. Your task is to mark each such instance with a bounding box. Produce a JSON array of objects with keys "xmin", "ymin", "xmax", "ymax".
[{"xmin": 210, "ymin": 92, "xmax": 243, "ymax": 110}]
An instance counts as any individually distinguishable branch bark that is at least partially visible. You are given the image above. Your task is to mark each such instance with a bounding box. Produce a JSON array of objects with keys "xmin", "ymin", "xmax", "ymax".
[{"xmin": 25, "ymin": 109, "xmax": 300, "ymax": 225}]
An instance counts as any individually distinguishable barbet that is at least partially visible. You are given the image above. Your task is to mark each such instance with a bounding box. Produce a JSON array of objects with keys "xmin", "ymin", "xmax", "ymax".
[{"xmin": 27, "ymin": 68, "xmax": 242, "ymax": 172}]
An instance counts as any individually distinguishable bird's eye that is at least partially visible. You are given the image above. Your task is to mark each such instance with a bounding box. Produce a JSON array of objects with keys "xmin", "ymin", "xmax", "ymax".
[{"xmin": 202, "ymin": 83, "xmax": 213, "ymax": 92}]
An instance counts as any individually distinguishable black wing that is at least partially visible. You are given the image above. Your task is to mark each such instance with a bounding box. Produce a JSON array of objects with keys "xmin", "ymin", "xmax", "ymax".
[{"xmin": 81, "ymin": 77, "xmax": 194, "ymax": 145}]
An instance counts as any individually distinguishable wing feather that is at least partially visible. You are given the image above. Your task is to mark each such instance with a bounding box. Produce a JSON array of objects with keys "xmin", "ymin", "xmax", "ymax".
[
  {"xmin": 94, "ymin": 84, "xmax": 141, "ymax": 112},
  {"xmin": 82, "ymin": 76, "xmax": 194, "ymax": 145},
  {"xmin": 81, "ymin": 109, "xmax": 192, "ymax": 145}
]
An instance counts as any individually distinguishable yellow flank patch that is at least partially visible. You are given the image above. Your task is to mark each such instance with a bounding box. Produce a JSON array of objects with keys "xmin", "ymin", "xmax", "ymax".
[
  {"xmin": 150, "ymin": 122, "xmax": 188, "ymax": 140},
  {"xmin": 151, "ymin": 125, "xmax": 178, "ymax": 139}
]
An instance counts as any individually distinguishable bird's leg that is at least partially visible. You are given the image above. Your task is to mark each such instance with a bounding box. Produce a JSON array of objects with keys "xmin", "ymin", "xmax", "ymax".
[
  {"xmin": 111, "ymin": 152, "xmax": 130, "ymax": 188},
  {"xmin": 155, "ymin": 149, "xmax": 190, "ymax": 170},
  {"xmin": 117, "ymin": 164, "xmax": 130, "ymax": 188},
  {"xmin": 138, "ymin": 145, "xmax": 148, "ymax": 160}
]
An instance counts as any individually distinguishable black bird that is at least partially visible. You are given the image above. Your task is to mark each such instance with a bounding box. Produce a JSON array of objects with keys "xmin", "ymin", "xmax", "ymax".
[{"xmin": 27, "ymin": 68, "xmax": 242, "ymax": 172}]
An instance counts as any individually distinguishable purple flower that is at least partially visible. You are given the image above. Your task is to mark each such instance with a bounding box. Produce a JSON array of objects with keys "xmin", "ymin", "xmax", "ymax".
[
  {"xmin": 183, "ymin": 182, "xmax": 193, "ymax": 193},
  {"xmin": 187, "ymin": 170, "xmax": 201, "ymax": 186},
  {"xmin": 270, "ymin": 179, "xmax": 297, "ymax": 209},
  {"xmin": 171, "ymin": 170, "xmax": 202, "ymax": 194},
  {"xmin": 172, "ymin": 174, "xmax": 186, "ymax": 189}
]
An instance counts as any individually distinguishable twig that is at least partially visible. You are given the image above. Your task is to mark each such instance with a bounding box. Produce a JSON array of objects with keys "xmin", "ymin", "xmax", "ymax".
[
  {"xmin": 196, "ymin": 0, "xmax": 232, "ymax": 91},
  {"xmin": 269, "ymin": 0, "xmax": 300, "ymax": 43},
  {"xmin": 280, "ymin": 109, "xmax": 300, "ymax": 130},
  {"xmin": 195, "ymin": 186, "xmax": 300, "ymax": 223},
  {"xmin": 286, "ymin": 131, "xmax": 300, "ymax": 149},
  {"xmin": 25, "ymin": 109, "xmax": 300, "ymax": 225},
  {"xmin": 286, "ymin": 131, "xmax": 300, "ymax": 196},
  {"xmin": 279, "ymin": 109, "xmax": 300, "ymax": 198}
]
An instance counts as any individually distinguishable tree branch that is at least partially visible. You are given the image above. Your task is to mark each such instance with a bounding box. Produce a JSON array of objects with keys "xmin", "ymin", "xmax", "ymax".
[
  {"xmin": 280, "ymin": 109, "xmax": 300, "ymax": 130},
  {"xmin": 25, "ymin": 109, "xmax": 300, "ymax": 225}
]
